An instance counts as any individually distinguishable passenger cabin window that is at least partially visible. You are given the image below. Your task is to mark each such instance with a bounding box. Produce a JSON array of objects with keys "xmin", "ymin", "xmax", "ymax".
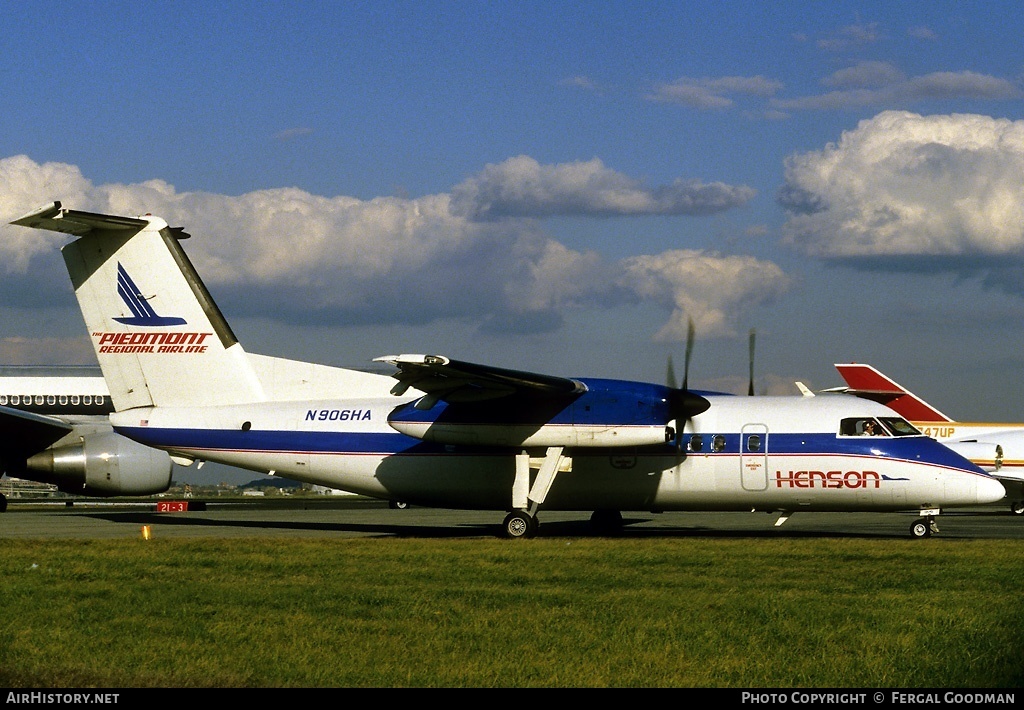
[
  {"xmin": 687, "ymin": 434, "xmax": 703, "ymax": 452},
  {"xmin": 746, "ymin": 434, "xmax": 761, "ymax": 452},
  {"xmin": 712, "ymin": 434, "xmax": 726, "ymax": 452}
]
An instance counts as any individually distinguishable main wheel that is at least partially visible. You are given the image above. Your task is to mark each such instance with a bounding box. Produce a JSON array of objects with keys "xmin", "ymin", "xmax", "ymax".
[
  {"xmin": 389, "ymin": 500, "xmax": 409, "ymax": 510},
  {"xmin": 910, "ymin": 518, "xmax": 932, "ymax": 538},
  {"xmin": 503, "ymin": 511, "xmax": 537, "ymax": 539},
  {"xmin": 590, "ymin": 509, "xmax": 623, "ymax": 535},
  {"xmin": 0, "ymin": 492, "xmax": 6, "ymax": 514},
  {"xmin": 1011, "ymin": 500, "xmax": 1024, "ymax": 516}
]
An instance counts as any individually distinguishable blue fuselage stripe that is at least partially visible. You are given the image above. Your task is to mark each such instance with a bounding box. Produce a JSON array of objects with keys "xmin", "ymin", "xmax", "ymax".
[{"xmin": 113, "ymin": 426, "xmax": 979, "ymax": 471}]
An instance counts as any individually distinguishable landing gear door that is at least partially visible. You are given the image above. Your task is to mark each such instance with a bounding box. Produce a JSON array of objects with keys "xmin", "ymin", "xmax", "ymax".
[{"xmin": 741, "ymin": 423, "xmax": 769, "ymax": 491}]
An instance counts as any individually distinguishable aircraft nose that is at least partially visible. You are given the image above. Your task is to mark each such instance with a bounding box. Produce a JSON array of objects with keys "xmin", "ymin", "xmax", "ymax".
[{"xmin": 978, "ymin": 475, "xmax": 1008, "ymax": 505}]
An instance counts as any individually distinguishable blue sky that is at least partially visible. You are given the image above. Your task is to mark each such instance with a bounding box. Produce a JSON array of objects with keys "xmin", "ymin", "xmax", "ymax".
[{"xmin": 3, "ymin": 0, "xmax": 1024, "ymax": 454}]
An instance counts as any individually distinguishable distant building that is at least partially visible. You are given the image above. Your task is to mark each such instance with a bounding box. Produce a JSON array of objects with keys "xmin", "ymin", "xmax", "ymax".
[
  {"xmin": 0, "ymin": 477, "xmax": 59, "ymax": 497},
  {"xmin": 310, "ymin": 485, "xmax": 357, "ymax": 496}
]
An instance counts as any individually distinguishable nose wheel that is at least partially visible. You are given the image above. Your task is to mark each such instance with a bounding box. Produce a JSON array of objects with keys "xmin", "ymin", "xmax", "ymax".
[{"xmin": 910, "ymin": 516, "xmax": 939, "ymax": 538}]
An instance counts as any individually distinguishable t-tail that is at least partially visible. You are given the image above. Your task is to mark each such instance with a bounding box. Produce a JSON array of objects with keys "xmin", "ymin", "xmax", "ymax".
[
  {"xmin": 12, "ymin": 202, "xmax": 267, "ymax": 410},
  {"xmin": 833, "ymin": 362, "xmax": 951, "ymax": 423}
]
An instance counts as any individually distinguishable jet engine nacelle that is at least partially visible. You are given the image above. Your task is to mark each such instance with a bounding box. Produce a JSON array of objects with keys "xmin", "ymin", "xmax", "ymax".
[
  {"xmin": 24, "ymin": 430, "xmax": 173, "ymax": 496},
  {"xmin": 942, "ymin": 440, "xmax": 1005, "ymax": 472}
]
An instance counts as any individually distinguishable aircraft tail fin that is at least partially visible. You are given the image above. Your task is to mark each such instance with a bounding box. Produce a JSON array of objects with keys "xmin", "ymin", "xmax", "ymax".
[
  {"xmin": 12, "ymin": 202, "xmax": 265, "ymax": 410},
  {"xmin": 834, "ymin": 362, "xmax": 952, "ymax": 422}
]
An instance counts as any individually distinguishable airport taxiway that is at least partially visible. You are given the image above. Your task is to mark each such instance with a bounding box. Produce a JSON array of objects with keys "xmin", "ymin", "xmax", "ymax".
[{"xmin": 0, "ymin": 497, "xmax": 1021, "ymax": 540}]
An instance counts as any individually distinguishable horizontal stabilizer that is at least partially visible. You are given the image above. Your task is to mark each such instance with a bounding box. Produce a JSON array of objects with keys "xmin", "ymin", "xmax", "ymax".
[{"xmin": 11, "ymin": 202, "xmax": 154, "ymax": 236}]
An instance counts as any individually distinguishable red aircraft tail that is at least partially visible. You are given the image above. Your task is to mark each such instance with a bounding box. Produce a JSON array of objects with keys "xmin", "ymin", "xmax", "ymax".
[{"xmin": 834, "ymin": 363, "xmax": 952, "ymax": 422}]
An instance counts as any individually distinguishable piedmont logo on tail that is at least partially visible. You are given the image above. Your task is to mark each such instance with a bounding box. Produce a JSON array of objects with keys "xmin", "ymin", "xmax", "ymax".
[
  {"xmin": 113, "ymin": 263, "xmax": 187, "ymax": 326},
  {"xmin": 95, "ymin": 262, "xmax": 210, "ymax": 353},
  {"xmin": 8, "ymin": 202, "xmax": 1006, "ymax": 538}
]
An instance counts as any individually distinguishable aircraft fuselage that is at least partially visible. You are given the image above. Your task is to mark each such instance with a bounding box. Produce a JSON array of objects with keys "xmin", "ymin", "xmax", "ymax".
[{"xmin": 109, "ymin": 390, "xmax": 1002, "ymax": 513}]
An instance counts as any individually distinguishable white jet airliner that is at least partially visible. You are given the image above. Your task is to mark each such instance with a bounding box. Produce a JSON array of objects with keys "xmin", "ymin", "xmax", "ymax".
[
  {"xmin": 9, "ymin": 203, "xmax": 1006, "ymax": 538},
  {"xmin": 0, "ymin": 367, "xmax": 173, "ymax": 511}
]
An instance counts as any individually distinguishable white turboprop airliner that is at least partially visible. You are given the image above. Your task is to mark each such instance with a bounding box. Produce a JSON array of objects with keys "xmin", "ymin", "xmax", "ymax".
[
  {"xmin": 832, "ymin": 362, "xmax": 1024, "ymax": 516},
  {"xmin": 9, "ymin": 202, "xmax": 1006, "ymax": 538},
  {"xmin": 0, "ymin": 367, "xmax": 173, "ymax": 511}
]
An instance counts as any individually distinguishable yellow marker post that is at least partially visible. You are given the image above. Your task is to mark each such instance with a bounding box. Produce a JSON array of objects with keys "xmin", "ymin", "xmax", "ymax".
[{"xmin": 141, "ymin": 525, "xmax": 152, "ymax": 540}]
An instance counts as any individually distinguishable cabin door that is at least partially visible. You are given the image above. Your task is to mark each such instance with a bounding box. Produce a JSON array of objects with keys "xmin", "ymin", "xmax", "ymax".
[{"xmin": 740, "ymin": 423, "xmax": 769, "ymax": 491}]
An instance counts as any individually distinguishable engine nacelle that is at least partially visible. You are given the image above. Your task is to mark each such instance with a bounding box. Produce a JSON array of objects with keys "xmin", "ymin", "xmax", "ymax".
[
  {"xmin": 942, "ymin": 440, "xmax": 1004, "ymax": 472},
  {"xmin": 387, "ymin": 419, "xmax": 672, "ymax": 447},
  {"xmin": 24, "ymin": 430, "xmax": 173, "ymax": 496}
]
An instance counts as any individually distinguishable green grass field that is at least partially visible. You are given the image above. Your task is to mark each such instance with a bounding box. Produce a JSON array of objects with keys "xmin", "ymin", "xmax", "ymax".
[{"xmin": 1, "ymin": 537, "xmax": 1022, "ymax": 688}]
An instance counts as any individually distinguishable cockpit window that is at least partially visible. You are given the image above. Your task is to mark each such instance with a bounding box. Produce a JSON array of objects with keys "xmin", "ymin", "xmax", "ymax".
[
  {"xmin": 879, "ymin": 417, "xmax": 921, "ymax": 437},
  {"xmin": 840, "ymin": 418, "xmax": 888, "ymax": 436}
]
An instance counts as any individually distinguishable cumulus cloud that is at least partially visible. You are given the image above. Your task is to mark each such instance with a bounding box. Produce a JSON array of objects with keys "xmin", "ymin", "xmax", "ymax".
[
  {"xmin": 618, "ymin": 250, "xmax": 792, "ymax": 339},
  {"xmin": 1, "ymin": 154, "xmax": 778, "ymax": 342},
  {"xmin": 779, "ymin": 111, "xmax": 1024, "ymax": 272},
  {"xmin": 450, "ymin": 155, "xmax": 756, "ymax": 219}
]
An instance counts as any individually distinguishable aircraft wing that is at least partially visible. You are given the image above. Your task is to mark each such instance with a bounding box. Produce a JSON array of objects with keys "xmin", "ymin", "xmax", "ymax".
[
  {"xmin": 0, "ymin": 406, "xmax": 73, "ymax": 462},
  {"xmin": 374, "ymin": 354, "xmax": 586, "ymax": 407}
]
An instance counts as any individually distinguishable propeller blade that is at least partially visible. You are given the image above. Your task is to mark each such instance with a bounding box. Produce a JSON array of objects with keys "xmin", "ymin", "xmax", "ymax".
[
  {"xmin": 666, "ymin": 354, "xmax": 678, "ymax": 390},
  {"xmin": 667, "ymin": 317, "xmax": 710, "ymax": 452},
  {"xmin": 747, "ymin": 328, "xmax": 756, "ymax": 396},
  {"xmin": 683, "ymin": 317, "xmax": 695, "ymax": 391}
]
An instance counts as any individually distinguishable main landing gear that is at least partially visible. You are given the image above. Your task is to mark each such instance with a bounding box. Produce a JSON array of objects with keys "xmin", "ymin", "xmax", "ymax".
[
  {"xmin": 502, "ymin": 508, "xmax": 625, "ymax": 539},
  {"xmin": 503, "ymin": 447, "xmax": 622, "ymax": 538},
  {"xmin": 503, "ymin": 510, "xmax": 538, "ymax": 539},
  {"xmin": 0, "ymin": 492, "xmax": 6, "ymax": 514},
  {"xmin": 502, "ymin": 447, "xmax": 566, "ymax": 539}
]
